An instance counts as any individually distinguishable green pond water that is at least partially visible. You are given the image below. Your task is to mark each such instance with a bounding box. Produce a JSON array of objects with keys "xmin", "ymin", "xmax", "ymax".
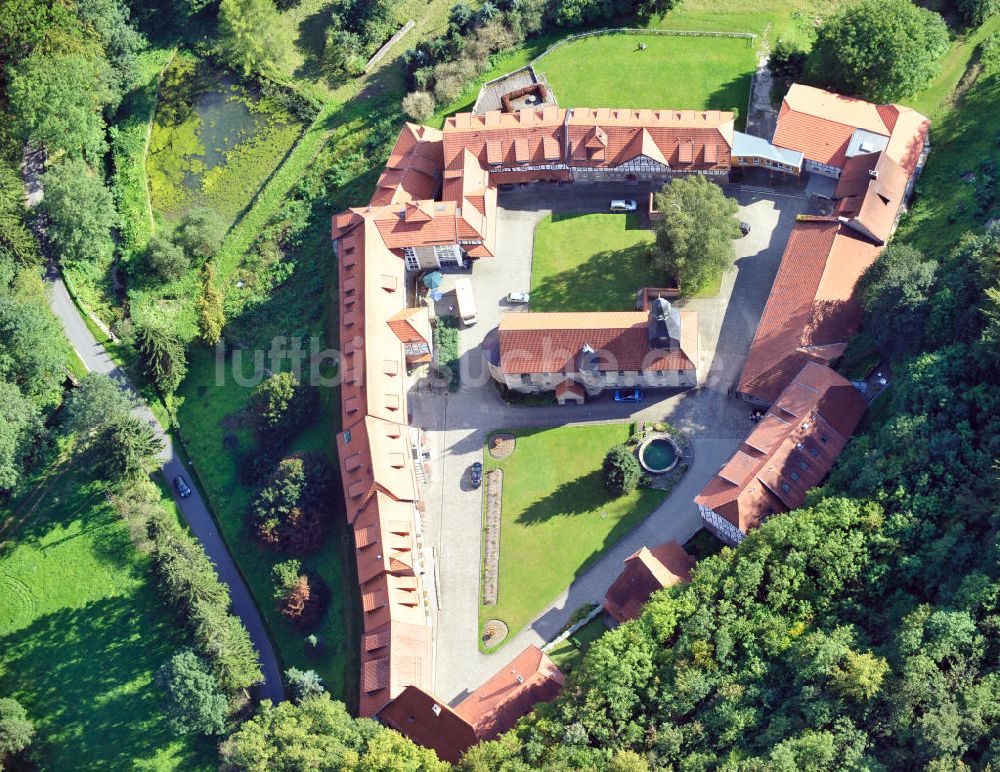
[{"xmin": 641, "ymin": 438, "xmax": 677, "ymax": 472}]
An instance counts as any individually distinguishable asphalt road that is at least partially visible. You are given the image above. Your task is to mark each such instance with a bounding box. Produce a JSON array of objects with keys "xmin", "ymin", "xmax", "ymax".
[{"xmin": 46, "ymin": 263, "xmax": 285, "ymax": 704}]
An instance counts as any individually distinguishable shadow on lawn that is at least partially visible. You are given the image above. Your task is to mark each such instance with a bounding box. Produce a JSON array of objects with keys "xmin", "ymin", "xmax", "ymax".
[
  {"xmin": 0, "ymin": 596, "xmax": 211, "ymax": 770},
  {"xmin": 514, "ymin": 472, "xmax": 609, "ymax": 525},
  {"xmin": 531, "ymin": 241, "xmax": 657, "ymax": 312},
  {"xmin": 704, "ymin": 73, "xmax": 754, "ymax": 131}
]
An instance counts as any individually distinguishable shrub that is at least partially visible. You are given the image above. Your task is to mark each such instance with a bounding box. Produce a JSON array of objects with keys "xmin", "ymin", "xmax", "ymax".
[
  {"xmin": 156, "ymin": 649, "xmax": 229, "ymax": 736},
  {"xmin": 143, "ymin": 233, "xmax": 190, "ymax": 282},
  {"xmin": 402, "ymin": 90, "xmax": 435, "ymax": 121},
  {"xmin": 271, "ymin": 562, "xmax": 329, "ymax": 629},
  {"xmin": 285, "ymin": 667, "xmax": 325, "ymax": 703},
  {"xmin": 602, "ymin": 444, "xmax": 641, "ymax": 497},
  {"xmin": 174, "ymin": 206, "xmax": 225, "ymax": 261},
  {"xmin": 271, "ymin": 559, "xmax": 302, "ymax": 599},
  {"xmin": 432, "ymin": 315, "xmax": 460, "ymax": 392}
]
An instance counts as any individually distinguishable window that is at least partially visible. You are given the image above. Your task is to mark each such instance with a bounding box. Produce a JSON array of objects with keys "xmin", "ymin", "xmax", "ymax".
[
  {"xmin": 790, "ymin": 471, "xmax": 800, "ymax": 481},
  {"xmin": 403, "ymin": 247, "xmax": 419, "ymax": 271},
  {"xmin": 808, "ymin": 445, "xmax": 819, "ymax": 457},
  {"xmin": 780, "ymin": 482, "xmax": 791, "ymax": 493},
  {"xmin": 820, "ymin": 434, "xmax": 829, "ymax": 444},
  {"xmin": 798, "ymin": 461, "xmax": 809, "ymax": 471}
]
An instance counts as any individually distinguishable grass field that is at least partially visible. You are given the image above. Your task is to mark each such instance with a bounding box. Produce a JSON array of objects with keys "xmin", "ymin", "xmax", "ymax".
[
  {"xmin": 0, "ymin": 458, "xmax": 213, "ymax": 771},
  {"xmin": 547, "ymin": 615, "xmax": 607, "ymax": 673},
  {"xmin": 537, "ymin": 34, "xmax": 755, "ymax": 122},
  {"xmin": 531, "ymin": 212, "xmax": 659, "ymax": 312},
  {"xmin": 480, "ymin": 424, "xmax": 665, "ymax": 645}
]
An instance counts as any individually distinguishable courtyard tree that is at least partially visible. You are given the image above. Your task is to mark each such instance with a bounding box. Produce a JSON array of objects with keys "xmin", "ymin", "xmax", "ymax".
[
  {"xmin": 38, "ymin": 158, "xmax": 116, "ymax": 267},
  {"xmin": 808, "ymin": 0, "xmax": 949, "ymax": 102},
  {"xmin": 602, "ymin": 444, "xmax": 641, "ymax": 497},
  {"xmin": 652, "ymin": 175, "xmax": 740, "ymax": 295},
  {"xmin": 0, "ymin": 697, "xmax": 35, "ymax": 765},
  {"xmin": 218, "ymin": 0, "xmax": 283, "ymax": 76},
  {"xmin": 136, "ymin": 321, "xmax": 188, "ymax": 394},
  {"xmin": 156, "ymin": 649, "xmax": 229, "ymax": 735}
]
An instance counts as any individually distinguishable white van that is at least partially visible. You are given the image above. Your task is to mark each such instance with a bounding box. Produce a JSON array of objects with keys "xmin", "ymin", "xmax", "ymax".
[
  {"xmin": 610, "ymin": 199, "xmax": 638, "ymax": 212},
  {"xmin": 454, "ymin": 278, "xmax": 477, "ymax": 326}
]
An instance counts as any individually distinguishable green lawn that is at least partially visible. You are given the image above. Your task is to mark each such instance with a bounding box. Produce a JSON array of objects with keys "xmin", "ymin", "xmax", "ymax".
[
  {"xmin": 531, "ymin": 212, "xmax": 659, "ymax": 312},
  {"xmin": 480, "ymin": 424, "xmax": 666, "ymax": 646},
  {"xmin": 537, "ymin": 34, "xmax": 755, "ymax": 122},
  {"xmin": 0, "ymin": 458, "xmax": 213, "ymax": 771},
  {"xmin": 547, "ymin": 615, "xmax": 608, "ymax": 674}
]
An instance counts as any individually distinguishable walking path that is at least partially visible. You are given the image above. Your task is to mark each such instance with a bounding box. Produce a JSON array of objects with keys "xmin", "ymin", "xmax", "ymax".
[{"xmin": 24, "ymin": 148, "xmax": 284, "ymax": 704}]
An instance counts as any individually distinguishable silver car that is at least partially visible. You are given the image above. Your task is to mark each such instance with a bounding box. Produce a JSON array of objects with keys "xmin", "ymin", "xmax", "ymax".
[{"xmin": 507, "ymin": 291, "xmax": 530, "ymax": 304}]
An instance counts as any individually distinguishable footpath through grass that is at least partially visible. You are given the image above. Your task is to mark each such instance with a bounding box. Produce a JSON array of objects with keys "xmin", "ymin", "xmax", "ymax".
[
  {"xmin": 537, "ymin": 33, "xmax": 755, "ymax": 122},
  {"xmin": 0, "ymin": 458, "xmax": 213, "ymax": 771},
  {"xmin": 531, "ymin": 212, "xmax": 658, "ymax": 311},
  {"xmin": 480, "ymin": 424, "xmax": 665, "ymax": 646}
]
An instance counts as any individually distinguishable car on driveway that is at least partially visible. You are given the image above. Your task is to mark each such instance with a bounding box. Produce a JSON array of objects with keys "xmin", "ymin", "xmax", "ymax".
[
  {"xmin": 610, "ymin": 199, "xmax": 638, "ymax": 212},
  {"xmin": 613, "ymin": 389, "xmax": 643, "ymax": 403},
  {"xmin": 174, "ymin": 476, "xmax": 193, "ymax": 498},
  {"xmin": 469, "ymin": 462, "xmax": 483, "ymax": 489},
  {"xmin": 506, "ymin": 291, "xmax": 530, "ymax": 304}
]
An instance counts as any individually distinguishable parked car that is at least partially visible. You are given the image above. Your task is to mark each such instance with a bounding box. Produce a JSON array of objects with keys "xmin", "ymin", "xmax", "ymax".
[
  {"xmin": 610, "ymin": 199, "xmax": 638, "ymax": 212},
  {"xmin": 469, "ymin": 462, "xmax": 483, "ymax": 489},
  {"xmin": 174, "ymin": 476, "xmax": 192, "ymax": 498},
  {"xmin": 739, "ymin": 221, "xmax": 751, "ymax": 236},
  {"xmin": 613, "ymin": 389, "xmax": 643, "ymax": 403},
  {"xmin": 506, "ymin": 291, "xmax": 530, "ymax": 304}
]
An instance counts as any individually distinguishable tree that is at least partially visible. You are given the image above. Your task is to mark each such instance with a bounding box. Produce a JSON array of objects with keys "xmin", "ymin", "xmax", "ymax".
[
  {"xmin": 174, "ymin": 207, "xmax": 225, "ymax": 261},
  {"xmin": 156, "ymin": 649, "xmax": 229, "ymax": 735},
  {"xmin": 768, "ymin": 39, "xmax": 807, "ymax": 86},
  {"xmin": 221, "ymin": 694, "xmax": 379, "ymax": 768},
  {"xmin": 402, "ymin": 91, "xmax": 436, "ymax": 121},
  {"xmin": 860, "ymin": 243, "xmax": 937, "ymax": 358},
  {"xmin": 251, "ymin": 455, "xmax": 329, "ymax": 551},
  {"xmin": 197, "ymin": 263, "xmax": 226, "ymax": 345},
  {"xmin": 633, "ymin": 0, "xmax": 679, "ymax": 19},
  {"xmin": 0, "ymin": 166, "xmax": 41, "ymax": 265},
  {"xmin": 8, "ymin": 50, "xmax": 113, "ymax": 160},
  {"xmin": 218, "ymin": 0, "xmax": 282, "ymax": 76},
  {"xmin": 957, "ymin": 0, "xmax": 999, "ymax": 26},
  {"xmin": 0, "ymin": 697, "xmax": 34, "ymax": 764},
  {"xmin": 143, "ymin": 234, "xmax": 190, "ymax": 282},
  {"xmin": 829, "ymin": 650, "xmax": 889, "ymax": 703},
  {"xmin": 0, "ymin": 294, "xmax": 67, "ymax": 404},
  {"xmin": 62, "ymin": 372, "xmax": 136, "ymax": 441},
  {"xmin": 190, "ymin": 598, "xmax": 264, "ymax": 692},
  {"xmin": 38, "ymin": 158, "xmax": 116, "ymax": 267},
  {"xmin": 602, "ymin": 444, "xmax": 641, "ymax": 497},
  {"xmin": 356, "ymin": 729, "xmax": 450, "ymax": 771},
  {"xmin": 652, "ymin": 175, "xmax": 740, "ymax": 295},
  {"xmin": 75, "ymin": 0, "xmax": 146, "ymax": 106},
  {"xmin": 95, "ymin": 412, "xmax": 164, "ymax": 478},
  {"xmin": 285, "ymin": 667, "xmax": 325, "ymax": 703},
  {"xmin": 135, "ymin": 322, "xmax": 188, "ymax": 394},
  {"xmin": 248, "ymin": 372, "xmax": 315, "ymax": 447},
  {"xmin": 0, "ymin": 380, "xmax": 44, "ymax": 492},
  {"xmin": 808, "ymin": 0, "xmax": 949, "ymax": 102}
]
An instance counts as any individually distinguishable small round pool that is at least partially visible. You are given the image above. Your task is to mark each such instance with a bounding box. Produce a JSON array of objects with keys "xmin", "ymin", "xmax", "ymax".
[{"xmin": 638, "ymin": 436, "xmax": 679, "ymax": 474}]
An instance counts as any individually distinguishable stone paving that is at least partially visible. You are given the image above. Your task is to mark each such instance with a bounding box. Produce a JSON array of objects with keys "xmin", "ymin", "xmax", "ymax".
[{"xmin": 408, "ymin": 182, "xmax": 809, "ymax": 703}]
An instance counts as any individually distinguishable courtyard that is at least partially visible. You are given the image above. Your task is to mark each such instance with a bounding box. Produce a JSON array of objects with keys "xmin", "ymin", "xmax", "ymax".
[{"xmin": 409, "ymin": 179, "xmax": 809, "ymax": 701}]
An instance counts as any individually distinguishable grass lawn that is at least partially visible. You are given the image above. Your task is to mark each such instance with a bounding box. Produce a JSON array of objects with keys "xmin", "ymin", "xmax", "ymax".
[
  {"xmin": 547, "ymin": 616, "xmax": 608, "ymax": 674},
  {"xmin": 536, "ymin": 34, "xmax": 755, "ymax": 123},
  {"xmin": 480, "ymin": 424, "xmax": 666, "ymax": 645},
  {"xmin": 0, "ymin": 457, "xmax": 213, "ymax": 771},
  {"xmin": 531, "ymin": 212, "xmax": 658, "ymax": 311}
]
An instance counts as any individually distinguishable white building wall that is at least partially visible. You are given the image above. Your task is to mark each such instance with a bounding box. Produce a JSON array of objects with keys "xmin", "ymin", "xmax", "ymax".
[{"xmin": 698, "ymin": 504, "xmax": 745, "ymax": 546}]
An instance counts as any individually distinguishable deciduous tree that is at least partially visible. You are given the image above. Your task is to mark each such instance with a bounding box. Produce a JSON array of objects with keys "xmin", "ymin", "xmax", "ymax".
[
  {"xmin": 860, "ymin": 243, "xmax": 937, "ymax": 358},
  {"xmin": 0, "ymin": 697, "xmax": 34, "ymax": 764},
  {"xmin": 174, "ymin": 206, "xmax": 225, "ymax": 261},
  {"xmin": 808, "ymin": 0, "xmax": 949, "ymax": 102},
  {"xmin": 652, "ymin": 176, "xmax": 740, "ymax": 295},
  {"xmin": 218, "ymin": 0, "xmax": 282, "ymax": 76},
  {"xmin": 0, "ymin": 380, "xmax": 44, "ymax": 492},
  {"xmin": 38, "ymin": 158, "xmax": 116, "ymax": 266},
  {"xmin": 143, "ymin": 234, "xmax": 190, "ymax": 283},
  {"xmin": 156, "ymin": 649, "xmax": 229, "ymax": 735}
]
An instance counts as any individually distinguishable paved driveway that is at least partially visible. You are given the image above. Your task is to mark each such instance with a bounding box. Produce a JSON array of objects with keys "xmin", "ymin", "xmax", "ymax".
[{"xmin": 410, "ymin": 182, "xmax": 808, "ymax": 703}]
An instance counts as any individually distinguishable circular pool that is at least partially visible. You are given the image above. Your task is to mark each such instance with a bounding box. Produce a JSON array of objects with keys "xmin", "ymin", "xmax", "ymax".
[{"xmin": 638, "ymin": 435, "xmax": 679, "ymax": 474}]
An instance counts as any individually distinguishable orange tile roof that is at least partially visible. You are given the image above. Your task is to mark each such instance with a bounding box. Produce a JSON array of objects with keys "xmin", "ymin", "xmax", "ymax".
[
  {"xmin": 498, "ymin": 310, "xmax": 697, "ymax": 374},
  {"xmin": 604, "ymin": 541, "xmax": 695, "ymax": 623},
  {"xmin": 737, "ymin": 220, "xmax": 880, "ymax": 404},
  {"xmin": 371, "ymin": 124, "xmax": 443, "ymax": 206},
  {"xmin": 454, "ymin": 645, "xmax": 564, "ymax": 740},
  {"xmin": 697, "ymin": 362, "xmax": 866, "ymax": 535}
]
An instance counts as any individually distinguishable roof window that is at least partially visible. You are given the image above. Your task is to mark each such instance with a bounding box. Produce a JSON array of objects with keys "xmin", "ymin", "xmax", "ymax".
[{"xmin": 780, "ymin": 482, "xmax": 791, "ymax": 493}]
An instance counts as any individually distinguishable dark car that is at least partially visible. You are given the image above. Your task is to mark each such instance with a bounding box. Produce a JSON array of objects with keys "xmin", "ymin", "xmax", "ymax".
[
  {"xmin": 469, "ymin": 462, "xmax": 483, "ymax": 489},
  {"xmin": 613, "ymin": 389, "xmax": 644, "ymax": 403},
  {"xmin": 739, "ymin": 221, "xmax": 751, "ymax": 236},
  {"xmin": 173, "ymin": 476, "xmax": 192, "ymax": 498}
]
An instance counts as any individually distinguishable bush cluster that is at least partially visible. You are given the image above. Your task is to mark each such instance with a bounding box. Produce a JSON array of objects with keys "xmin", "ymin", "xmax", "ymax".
[{"xmin": 432, "ymin": 315, "xmax": 460, "ymax": 392}]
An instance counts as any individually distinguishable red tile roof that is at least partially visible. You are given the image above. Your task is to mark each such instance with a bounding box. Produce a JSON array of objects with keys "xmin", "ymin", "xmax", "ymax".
[
  {"xmin": 737, "ymin": 220, "xmax": 880, "ymax": 404},
  {"xmin": 604, "ymin": 541, "xmax": 695, "ymax": 623},
  {"xmin": 498, "ymin": 311, "xmax": 698, "ymax": 374},
  {"xmin": 378, "ymin": 686, "xmax": 479, "ymax": 764},
  {"xmin": 697, "ymin": 362, "xmax": 866, "ymax": 535},
  {"xmin": 833, "ymin": 151, "xmax": 907, "ymax": 244},
  {"xmin": 454, "ymin": 646, "xmax": 564, "ymax": 739}
]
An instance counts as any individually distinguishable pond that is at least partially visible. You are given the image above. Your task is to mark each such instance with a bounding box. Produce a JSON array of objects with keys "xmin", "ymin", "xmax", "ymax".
[
  {"xmin": 147, "ymin": 56, "xmax": 303, "ymax": 227},
  {"xmin": 638, "ymin": 435, "xmax": 679, "ymax": 474}
]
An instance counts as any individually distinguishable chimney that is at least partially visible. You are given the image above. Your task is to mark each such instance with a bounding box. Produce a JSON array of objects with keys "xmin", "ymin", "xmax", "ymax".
[
  {"xmin": 431, "ymin": 704, "xmax": 441, "ymax": 716},
  {"xmin": 868, "ymin": 169, "xmax": 878, "ymax": 179}
]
